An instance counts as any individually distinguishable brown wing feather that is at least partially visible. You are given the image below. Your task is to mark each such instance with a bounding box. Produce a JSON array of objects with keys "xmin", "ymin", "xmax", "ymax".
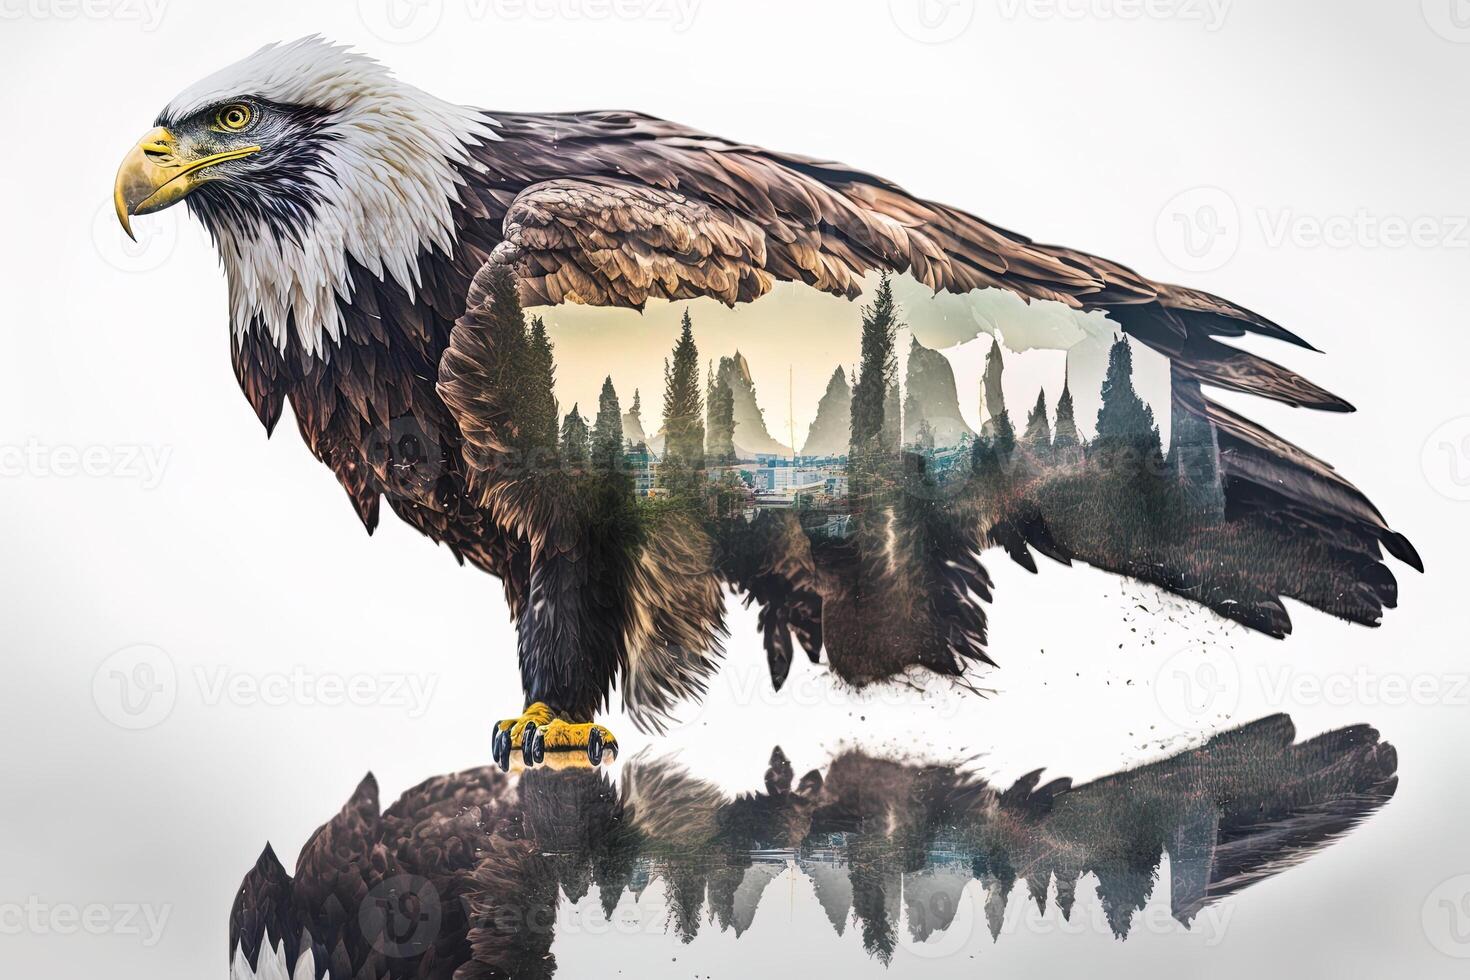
[
  {"xmin": 469, "ymin": 111, "xmax": 1417, "ymax": 594},
  {"xmin": 480, "ymin": 110, "xmax": 1314, "ymax": 357}
]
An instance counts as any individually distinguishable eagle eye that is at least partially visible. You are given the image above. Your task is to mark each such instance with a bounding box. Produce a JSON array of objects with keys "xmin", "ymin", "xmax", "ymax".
[{"xmin": 214, "ymin": 103, "xmax": 254, "ymax": 132}]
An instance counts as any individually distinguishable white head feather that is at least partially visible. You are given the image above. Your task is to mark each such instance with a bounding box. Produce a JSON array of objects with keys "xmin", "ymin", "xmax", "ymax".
[{"xmin": 164, "ymin": 36, "xmax": 496, "ymax": 358}]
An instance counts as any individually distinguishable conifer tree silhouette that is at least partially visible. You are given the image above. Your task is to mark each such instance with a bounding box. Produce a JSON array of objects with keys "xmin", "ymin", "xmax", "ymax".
[
  {"xmin": 1053, "ymin": 377, "xmax": 1080, "ymax": 454},
  {"xmin": 1024, "ymin": 390, "xmax": 1053, "ymax": 458},
  {"xmin": 662, "ymin": 309, "xmax": 705, "ymax": 469},
  {"xmin": 591, "ymin": 376, "xmax": 623, "ymax": 471},
  {"xmin": 559, "ymin": 404, "xmax": 590, "ymax": 468},
  {"xmin": 705, "ymin": 363, "xmax": 736, "ymax": 464},
  {"xmin": 1094, "ymin": 336, "xmax": 1162, "ymax": 468},
  {"xmin": 850, "ymin": 273, "xmax": 901, "ymax": 459},
  {"xmin": 523, "ymin": 315, "xmax": 559, "ymax": 456}
]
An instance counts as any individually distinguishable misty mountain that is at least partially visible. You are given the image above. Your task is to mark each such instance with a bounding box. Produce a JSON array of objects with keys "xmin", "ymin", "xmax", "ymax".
[
  {"xmin": 800, "ymin": 367, "xmax": 852, "ymax": 457},
  {"xmin": 717, "ymin": 351, "xmax": 791, "ymax": 457},
  {"xmin": 903, "ymin": 336, "xmax": 975, "ymax": 448}
]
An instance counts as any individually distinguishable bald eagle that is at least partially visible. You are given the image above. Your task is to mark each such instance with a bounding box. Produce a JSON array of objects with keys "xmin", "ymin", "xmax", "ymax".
[
  {"xmin": 116, "ymin": 38, "xmax": 1419, "ymax": 765},
  {"xmin": 228, "ymin": 714, "xmax": 1396, "ymax": 978}
]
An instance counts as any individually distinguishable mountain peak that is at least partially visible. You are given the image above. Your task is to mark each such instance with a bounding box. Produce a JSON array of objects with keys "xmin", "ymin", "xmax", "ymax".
[
  {"xmin": 716, "ymin": 352, "xmax": 789, "ymax": 456},
  {"xmin": 905, "ymin": 340, "xmax": 975, "ymax": 448},
  {"xmin": 801, "ymin": 364, "xmax": 853, "ymax": 457}
]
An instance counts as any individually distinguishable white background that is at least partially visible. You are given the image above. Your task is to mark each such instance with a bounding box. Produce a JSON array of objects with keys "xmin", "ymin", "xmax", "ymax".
[{"xmin": 2, "ymin": 0, "xmax": 1469, "ymax": 975}]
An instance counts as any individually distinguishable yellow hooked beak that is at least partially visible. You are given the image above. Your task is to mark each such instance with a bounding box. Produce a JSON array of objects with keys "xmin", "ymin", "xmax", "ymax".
[{"xmin": 113, "ymin": 127, "xmax": 260, "ymax": 241}]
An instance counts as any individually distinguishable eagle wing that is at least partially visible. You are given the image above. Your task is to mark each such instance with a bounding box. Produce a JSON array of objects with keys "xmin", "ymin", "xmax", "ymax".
[
  {"xmin": 486, "ymin": 113, "xmax": 1415, "ymax": 543},
  {"xmin": 441, "ymin": 111, "xmax": 1417, "ymax": 691}
]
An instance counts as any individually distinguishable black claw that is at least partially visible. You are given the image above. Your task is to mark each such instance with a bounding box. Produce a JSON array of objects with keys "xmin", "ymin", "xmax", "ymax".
[
  {"xmin": 492, "ymin": 727, "xmax": 507, "ymax": 767},
  {"xmin": 587, "ymin": 727, "xmax": 604, "ymax": 766},
  {"xmin": 522, "ymin": 721, "xmax": 538, "ymax": 767},
  {"xmin": 532, "ymin": 727, "xmax": 545, "ymax": 764},
  {"xmin": 494, "ymin": 729, "xmax": 510, "ymax": 772}
]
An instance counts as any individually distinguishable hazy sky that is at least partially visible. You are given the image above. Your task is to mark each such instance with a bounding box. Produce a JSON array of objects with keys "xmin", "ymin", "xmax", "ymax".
[{"xmin": 537, "ymin": 273, "xmax": 1172, "ymax": 450}]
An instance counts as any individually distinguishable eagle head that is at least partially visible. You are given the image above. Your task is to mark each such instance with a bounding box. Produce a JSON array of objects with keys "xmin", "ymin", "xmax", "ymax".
[{"xmin": 113, "ymin": 36, "xmax": 494, "ymax": 355}]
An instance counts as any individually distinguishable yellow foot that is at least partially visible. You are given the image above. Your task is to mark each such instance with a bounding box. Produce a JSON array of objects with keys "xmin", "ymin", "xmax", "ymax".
[{"xmin": 491, "ymin": 703, "xmax": 618, "ymax": 770}]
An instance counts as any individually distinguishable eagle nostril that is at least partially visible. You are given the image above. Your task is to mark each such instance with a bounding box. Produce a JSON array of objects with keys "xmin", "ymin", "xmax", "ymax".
[{"xmin": 141, "ymin": 141, "xmax": 176, "ymax": 164}]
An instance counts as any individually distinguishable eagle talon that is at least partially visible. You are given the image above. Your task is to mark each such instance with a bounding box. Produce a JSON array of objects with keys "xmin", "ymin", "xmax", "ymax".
[
  {"xmin": 492, "ymin": 728, "xmax": 510, "ymax": 771},
  {"xmin": 521, "ymin": 721, "xmax": 539, "ymax": 767},
  {"xmin": 491, "ymin": 703, "xmax": 556, "ymax": 769},
  {"xmin": 491, "ymin": 704, "xmax": 615, "ymax": 768}
]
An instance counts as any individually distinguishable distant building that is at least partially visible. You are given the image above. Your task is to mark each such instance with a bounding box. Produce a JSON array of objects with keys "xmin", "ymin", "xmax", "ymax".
[
  {"xmin": 747, "ymin": 465, "xmax": 833, "ymax": 493},
  {"xmin": 624, "ymin": 440, "xmax": 653, "ymax": 496},
  {"xmin": 754, "ymin": 480, "xmax": 826, "ymax": 509}
]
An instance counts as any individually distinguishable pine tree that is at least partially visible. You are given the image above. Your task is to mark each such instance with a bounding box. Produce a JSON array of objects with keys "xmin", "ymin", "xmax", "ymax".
[
  {"xmin": 522, "ymin": 315, "xmax": 559, "ymax": 456},
  {"xmin": 1053, "ymin": 377, "xmax": 1080, "ymax": 452},
  {"xmin": 902, "ymin": 373, "xmax": 921, "ymax": 447},
  {"xmin": 473, "ymin": 266, "xmax": 530, "ymax": 441},
  {"xmin": 705, "ymin": 363, "xmax": 736, "ymax": 464},
  {"xmin": 560, "ymin": 404, "xmax": 590, "ymax": 468},
  {"xmin": 1024, "ymin": 390, "xmax": 1052, "ymax": 455},
  {"xmin": 591, "ymin": 376, "xmax": 623, "ymax": 470},
  {"xmin": 1093, "ymin": 336, "xmax": 1163, "ymax": 475},
  {"xmin": 850, "ymin": 273, "xmax": 901, "ymax": 457},
  {"xmin": 1095, "ymin": 337, "xmax": 1160, "ymax": 447},
  {"xmin": 662, "ymin": 309, "xmax": 705, "ymax": 470},
  {"xmin": 883, "ymin": 381, "xmax": 903, "ymax": 453}
]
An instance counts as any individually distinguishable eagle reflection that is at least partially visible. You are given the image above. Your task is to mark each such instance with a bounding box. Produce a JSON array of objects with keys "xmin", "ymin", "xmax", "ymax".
[{"xmin": 230, "ymin": 714, "xmax": 1395, "ymax": 978}]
